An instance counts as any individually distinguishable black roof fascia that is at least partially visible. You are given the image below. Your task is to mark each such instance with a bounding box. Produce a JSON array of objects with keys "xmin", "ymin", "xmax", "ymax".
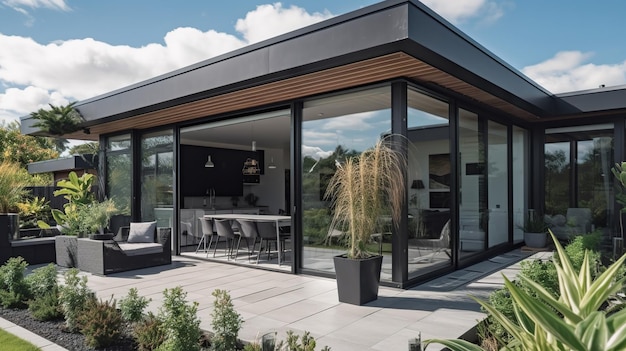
[
  {"xmin": 554, "ymin": 85, "xmax": 626, "ymax": 115},
  {"xmin": 403, "ymin": 2, "xmax": 578, "ymax": 117},
  {"xmin": 21, "ymin": 0, "xmax": 563, "ymax": 134},
  {"xmin": 27, "ymin": 154, "xmax": 97, "ymax": 175}
]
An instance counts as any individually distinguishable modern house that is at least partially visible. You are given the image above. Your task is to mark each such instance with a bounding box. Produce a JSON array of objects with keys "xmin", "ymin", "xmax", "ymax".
[{"xmin": 21, "ymin": 0, "xmax": 626, "ymax": 288}]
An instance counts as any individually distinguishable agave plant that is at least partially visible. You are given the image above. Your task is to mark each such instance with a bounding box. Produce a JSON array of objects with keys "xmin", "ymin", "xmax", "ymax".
[
  {"xmin": 424, "ymin": 230, "xmax": 626, "ymax": 351},
  {"xmin": 324, "ymin": 135, "xmax": 406, "ymax": 259}
]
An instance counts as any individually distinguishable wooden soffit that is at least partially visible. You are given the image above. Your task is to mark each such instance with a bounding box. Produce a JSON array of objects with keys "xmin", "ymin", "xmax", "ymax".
[{"xmin": 75, "ymin": 52, "xmax": 540, "ymax": 138}]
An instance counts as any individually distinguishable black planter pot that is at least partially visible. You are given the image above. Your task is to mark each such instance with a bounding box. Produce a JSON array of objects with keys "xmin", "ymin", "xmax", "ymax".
[
  {"xmin": 0, "ymin": 213, "xmax": 19, "ymax": 242},
  {"xmin": 333, "ymin": 254, "xmax": 383, "ymax": 305}
]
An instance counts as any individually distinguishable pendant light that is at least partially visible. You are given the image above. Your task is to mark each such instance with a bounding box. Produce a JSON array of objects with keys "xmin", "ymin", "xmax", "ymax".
[{"xmin": 205, "ymin": 155, "xmax": 215, "ymax": 168}]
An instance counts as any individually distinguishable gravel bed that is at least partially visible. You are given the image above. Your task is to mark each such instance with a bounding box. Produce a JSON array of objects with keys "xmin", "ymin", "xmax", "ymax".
[{"xmin": 0, "ymin": 307, "xmax": 136, "ymax": 351}]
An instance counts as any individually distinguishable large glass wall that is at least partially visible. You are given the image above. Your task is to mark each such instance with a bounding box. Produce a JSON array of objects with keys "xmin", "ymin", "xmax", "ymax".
[
  {"xmin": 140, "ymin": 130, "xmax": 174, "ymax": 227},
  {"xmin": 406, "ymin": 88, "xmax": 451, "ymax": 278},
  {"xmin": 301, "ymin": 86, "xmax": 392, "ymax": 278},
  {"xmin": 487, "ymin": 121, "xmax": 508, "ymax": 247},
  {"xmin": 545, "ymin": 125, "xmax": 614, "ymax": 242},
  {"xmin": 458, "ymin": 109, "xmax": 486, "ymax": 256}
]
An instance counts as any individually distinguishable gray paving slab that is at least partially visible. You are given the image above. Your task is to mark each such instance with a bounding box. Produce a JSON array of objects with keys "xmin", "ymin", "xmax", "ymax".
[{"xmin": 2, "ymin": 248, "xmax": 541, "ymax": 351}]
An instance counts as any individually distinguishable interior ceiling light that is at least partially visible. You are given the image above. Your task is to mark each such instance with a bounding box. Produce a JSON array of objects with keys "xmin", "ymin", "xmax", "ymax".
[
  {"xmin": 251, "ymin": 140, "xmax": 256, "ymax": 151},
  {"xmin": 205, "ymin": 155, "xmax": 215, "ymax": 168}
]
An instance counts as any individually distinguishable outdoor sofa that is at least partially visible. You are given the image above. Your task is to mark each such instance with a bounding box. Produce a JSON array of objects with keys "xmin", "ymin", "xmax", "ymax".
[{"xmin": 76, "ymin": 222, "xmax": 171, "ymax": 275}]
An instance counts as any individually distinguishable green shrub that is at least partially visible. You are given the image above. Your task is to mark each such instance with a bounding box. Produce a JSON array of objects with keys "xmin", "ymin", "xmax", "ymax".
[
  {"xmin": 25, "ymin": 263, "xmax": 58, "ymax": 297},
  {"xmin": 134, "ymin": 312, "xmax": 167, "ymax": 351},
  {"xmin": 58, "ymin": 268, "xmax": 95, "ymax": 332},
  {"xmin": 28, "ymin": 289, "xmax": 62, "ymax": 321},
  {"xmin": 210, "ymin": 289, "xmax": 243, "ymax": 351},
  {"xmin": 119, "ymin": 287, "xmax": 151, "ymax": 324},
  {"xmin": 79, "ymin": 296, "xmax": 124, "ymax": 348},
  {"xmin": 0, "ymin": 257, "xmax": 30, "ymax": 308},
  {"xmin": 481, "ymin": 231, "xmax": 608, "ymax": 349},
  {"xmin": 156, "ymin": 286, "xmax": 201, "ymax": 351}
]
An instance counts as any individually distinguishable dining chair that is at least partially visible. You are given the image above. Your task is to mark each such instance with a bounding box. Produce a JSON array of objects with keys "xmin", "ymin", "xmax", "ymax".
[
  {"xmin": 235, "ymin": 219, "xmax": 260, "ymax": 262},
  {"xmin": 195, "ymin": 217, "xmax": 216, "ymax": 254},
  {"xmin": 255, "ymin": 221, "xmax": 286, "ymax": 263},
  {"xmin": 212, "ymin": 219, "xmax": 239, "ymax": 260}
]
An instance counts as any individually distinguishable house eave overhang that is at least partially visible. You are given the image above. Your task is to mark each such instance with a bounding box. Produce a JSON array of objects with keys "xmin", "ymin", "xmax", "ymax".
[
  {"xmin": 21, "ymin": 0, "xmax": 568, "ymax": 138},
  {"xmin": 27, "ymin": 154, "xmax": 97, "ymax": 175}
]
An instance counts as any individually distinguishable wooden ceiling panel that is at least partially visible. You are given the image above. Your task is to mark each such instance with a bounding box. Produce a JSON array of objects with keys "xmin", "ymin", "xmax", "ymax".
[{"xmin": 85, "ymin": 53, "xmax": 539, "ymax": 137}]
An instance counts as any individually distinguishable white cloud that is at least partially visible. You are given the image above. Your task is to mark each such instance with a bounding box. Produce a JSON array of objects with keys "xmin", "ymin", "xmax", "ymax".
[
  {"xmin": 2, "ymin": 0, "xmax": 69, "ymax": 11},
  {"xmin": 522, "ymin": 51, "xmax": 626, "ymax": 93},
  {"xmin": 235, "ymin": 3, "xmax": 332, "ymax": 44},
  {"xmin": 302, "ymin": 145, "xmax": 333, "ymax": 160},
  {"xmin": 0, "ymin": 4, "xmax": 335, "ymax": 125},
  {"xmin": 421, "ymin": 0, "xmax": 507, "ymax": 24}
]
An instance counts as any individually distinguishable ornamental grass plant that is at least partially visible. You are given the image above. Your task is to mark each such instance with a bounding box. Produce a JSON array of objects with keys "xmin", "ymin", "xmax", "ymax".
[{"xmin": 324, "ymin": 135, "xmax": 406, "ymax": 259}]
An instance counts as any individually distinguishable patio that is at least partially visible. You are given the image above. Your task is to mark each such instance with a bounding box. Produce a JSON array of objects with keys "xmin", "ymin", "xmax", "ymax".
[{"xmin": 70, "ymin": 248, "xmax": 534, "ymax": 350}]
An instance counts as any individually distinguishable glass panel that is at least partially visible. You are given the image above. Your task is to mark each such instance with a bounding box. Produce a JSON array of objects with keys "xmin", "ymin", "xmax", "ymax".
[
  {"xmin": 406, "ymin": 89, "xmax": 451, "ymax": 278},
  {"xmin": 577, "ymin": 137, "xmax": 613, "ymax": 233},
  {"xmin": 140, "ymin": 130, "xmax": 174, "ymax": 228},
  {"xmin": 105, "ymin": 133, "xmax": 132, "ymax": 234},
  {"xmin": 512, "ymin": 126, "xmax": 529, "ymax": 243},
  {"xmin": 487, "ymin": 120, "xmax": 508, "ymax": 247},
  {"xmin": 545, "ymin": 126, "xmax": 614, "ymax": 248},
  {"xmin": 459, "ymin": 109, "xmax": 486, "ymax": 256},
  {"xmin": 301, "ymin": 87, "xmax": 391, "ymax": 278},
  {"xmin": 544, "ymin": 142, "xmax": 570, "ymax": 216}
]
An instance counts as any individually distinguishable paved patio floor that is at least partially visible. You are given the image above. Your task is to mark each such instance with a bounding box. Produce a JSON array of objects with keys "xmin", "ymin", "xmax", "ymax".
[{"xmin": 9, "ymin": 248, "xmax": 548, "ymax": 351}]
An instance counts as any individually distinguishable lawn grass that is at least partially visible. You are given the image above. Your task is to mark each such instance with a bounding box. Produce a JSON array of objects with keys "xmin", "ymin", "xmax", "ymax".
[{"xmin": 0, "ymin": 328, "xmax": 41, "ymax": 351}]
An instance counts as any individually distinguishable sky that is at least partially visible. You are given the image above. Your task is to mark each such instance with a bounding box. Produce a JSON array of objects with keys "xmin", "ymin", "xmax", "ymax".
[{"xmin": 2, "ymin": 0, "xmax": 626, "ymax": 127}]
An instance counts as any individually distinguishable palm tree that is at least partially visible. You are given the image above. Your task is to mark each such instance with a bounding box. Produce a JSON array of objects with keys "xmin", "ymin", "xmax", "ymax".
[{"xmin": 30, "ymin": 102, "xmax": 83, "ymax": 151}]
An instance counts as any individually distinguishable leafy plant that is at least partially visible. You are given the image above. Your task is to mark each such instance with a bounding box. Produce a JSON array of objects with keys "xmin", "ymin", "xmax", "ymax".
[
  {"xmin": 134, "ymin": 312, "xmax": 167, "ymax": 351},
  {"xmin": 79, "ymin": 296, "xmax": 124, "ymax": 348},
  {"xmin": 28, "ymin": 289, "xmax": 62, "ymax": 321},
  {"xmin": 53, "ymin": 171, "xmax": 96, "ymax": 205},
  {"xmin": 119, "ymin": 287, "xmax": 151, "ymax": 325},
  {"xmin": 0, "ymin": 161, "xmax": 29, "ymax": 213},
  {"xmin": 58, "ymin": 268, "xmax": 95, "ymax": 332},
  {"xmin": 17, "ymin": 196, "xmax": 52, "ymax": 229},
  {"xmin": 210, "ymin": 289, "xmax": 243, "ymax": 351},
  {"xmin": 324, "ymin": 135, "xmax": 406, "ymax": 259},
  {"xmin": 25, "ymin": 263, "xmax": 58, "ymax": 297},
  {"xmin": 518, "ymin": 211, "xmax": 547, "ymax": 233},
  {"xmin": 425, "ymin": 230, "xmax": 626, "ymax": 351},
  {"xmin": 157, "ymin": 286, "xmax": 202, "ymax": 351},
  {"xmin": 43, "ymin": 171, "xmax": 118, "ymax": 236},
  {"xmin": 0, "ymin": 256, "xmax": 30, "ymax": 308},
  {"xmin": 30, "ymin": 102, "xmax": 83, "ymax": 136}
]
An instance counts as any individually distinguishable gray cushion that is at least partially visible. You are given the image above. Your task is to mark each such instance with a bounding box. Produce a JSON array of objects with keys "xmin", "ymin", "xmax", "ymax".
[
  {"xmin": 127, "ymin": 221, "xmax": 156, "ymax": 243},
  {"xmin": 118, "ymin": 242, "xmax": 163, "ymax": 256}
]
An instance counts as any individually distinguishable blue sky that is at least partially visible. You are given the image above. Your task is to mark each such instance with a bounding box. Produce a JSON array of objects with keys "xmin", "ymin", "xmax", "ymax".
[{"xmin": 1, "ymin": 0, "xmax": 626, "ymax": 126}]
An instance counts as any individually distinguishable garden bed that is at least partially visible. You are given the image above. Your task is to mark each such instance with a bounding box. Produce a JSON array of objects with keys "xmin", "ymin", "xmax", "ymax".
[{"xmin": 0, "ymin": 307, "xmax": 136, "ymax": 351}]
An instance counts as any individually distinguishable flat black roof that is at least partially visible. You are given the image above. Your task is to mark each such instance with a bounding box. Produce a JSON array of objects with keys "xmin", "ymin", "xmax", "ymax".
[{"xmin": 20, "ymin": 0, "xmax": 626, "ymax": 135}]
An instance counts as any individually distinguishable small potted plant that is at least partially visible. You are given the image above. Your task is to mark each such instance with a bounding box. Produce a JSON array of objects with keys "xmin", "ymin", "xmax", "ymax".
[
  {"xmin": 40, "ymin": 172, "xmax": 118, "ymax": 267},
  {"xmin": 324, "ymin": 135, "xmax": 406, "ymax": 305},
  {"xmin": 519, "ymin": 211, "xmax": 547, "ymax": 248}
]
